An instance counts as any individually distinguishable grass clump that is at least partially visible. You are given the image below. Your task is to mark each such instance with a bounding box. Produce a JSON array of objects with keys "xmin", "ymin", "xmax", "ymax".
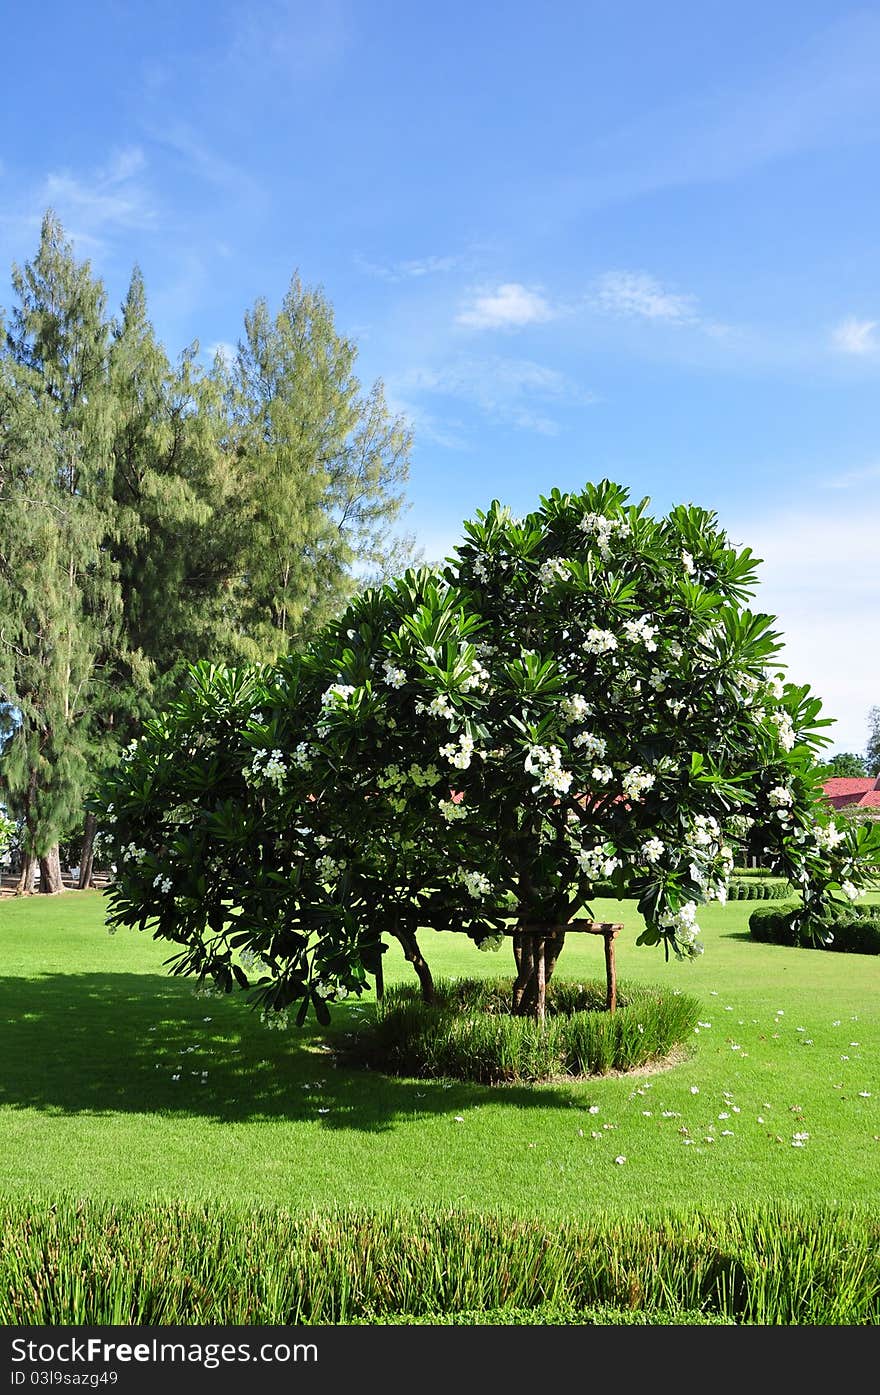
[
  {"xmin": 342, "ymin": 977, "xmax": 701, "ymax": 1082},
  {"xmin": 0, "ymin": 1200, "xmax": 876, "ymax": 1326}
]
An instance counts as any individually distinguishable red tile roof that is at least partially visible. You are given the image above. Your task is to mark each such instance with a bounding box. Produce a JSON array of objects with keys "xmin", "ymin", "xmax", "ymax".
[{"xmin": 822, "ymin": 776, "xmax": 880, "ymax": 809}]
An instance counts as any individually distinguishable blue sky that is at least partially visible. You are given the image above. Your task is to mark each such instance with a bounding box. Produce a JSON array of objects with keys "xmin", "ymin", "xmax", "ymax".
[{"xmin": 1, "ymin": 0, "xmax": 878, "ymax": 752}]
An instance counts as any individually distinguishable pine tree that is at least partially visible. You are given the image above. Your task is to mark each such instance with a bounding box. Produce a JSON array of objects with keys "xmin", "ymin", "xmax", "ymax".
[
  {"xmin": 0, "ymin": 212, "xmax": 118, "ymax": 892},
  {"xmin": 225, "ymin": 274, "xmax": 415, "ymax": 659}
]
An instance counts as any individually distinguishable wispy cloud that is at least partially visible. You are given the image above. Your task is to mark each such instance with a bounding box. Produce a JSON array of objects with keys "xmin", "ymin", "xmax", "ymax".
[
  {"xmin": 594, "ymin": 271, "xmax": 699, "ymax": 323},
  {"xmin": 38, "ymin": 145, "xmax": 158, "ymax": 247},
  {"xmin": 394, "ymin": 356, "xmax": 594, "ymax": 435},
  {"xmin": 355, "ymin": 252, "xmax": 461, "ymax": 282},
  {"xmin": 148, "ymin": 123, "xmax": 264, "ymax": 207},
  {"xmin": 456, "ymin": 283, "xmax": 556, "ymax": 331},
  {"xmin": 831, "ymin": 316, "xmax": 879, "ymax": 355}
]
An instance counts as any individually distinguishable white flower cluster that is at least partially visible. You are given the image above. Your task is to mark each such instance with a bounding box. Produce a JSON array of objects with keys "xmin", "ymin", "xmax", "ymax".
[
  {"xmin": 560, "ymin": 693, "xmax": 591, "ymax": 723},
  {"xmin": 244, "ymin": 748, "xmax": 288, "ymax": 790},
  {"xmin": 642, "ymin": 837, "xmax": 665, "ymax": 864},
  {"xmin": 621, "ymin": 766, "xmax": 655, "ymax": 800},
  {"xmin": 813, "ymin": 823, "xmax": 845, "ymax": 852},
  {"xmin": 152, "ymin": 874, "xmax": 173, "ymax": 895},
  {"xmin": 841, "ymin": 879, "xmax": 862, "ymax": 902},
  {"xmin": 622, "ymin": 617, "xmax": 658, "ymax": 651},
  {"xmin": 260, "ymin": 1009, "xmax": 290, "ymax": 1032},
  {"xmin": 292, "ymin": 742, "xmax": 312, "ymax": 770},
  {"xmin": 584, "ymin": 628, "xmax": 617, "ymax": 655},
  {"xmin": 689, "ymin": 813, "xmax": 721, "ymax": 848},
  {"xmin": 768, "ymin": 710, "xmax": 795, "ymax": 751},
  {"xmin": 120, "ymin": 842, "xmax": 147, "ymax": 863},
  {"xmin": 591, "ymin": 764, "xmax": 614, "ymax": 783},
  {"xmin": 524, "ymin": 744, "xmax": 573, "ymax": 795},
  {"xmin": 381, "ymin": 660, "xmax": 406, "ymax": 688},
  {"xmin": 681, "ymin": 551, "xmax": 694, "ymax": 574},
  {"xmin": 458, "ymin": 868, "xmax": 492, "ymax": 899},
  {"xmin": 648, "ymin": 669, "xmax": 667, "ymax": 691},
  {"xmin": 660, "ymin": 900, "xmax": 703, "ymax": 953},
  {"xmin": 572, "ymin": 730, "xmax": 606, "ymax": 758},
  {"xmin": 578, "ymin": 512, "xmax": 629, "ymax": 554},
  {"xmin": 317, "ymin": 854, "xmax": 344, "ymax": 883},
  {"xmin": 461, "ymin": 661, "xmax": 490, "ymax": 692},
  {"xmin": 321, "ymin": 683, "xmax": 356, "ymax": 707},
  {"xmin": 577, "ymin": 845, "xmax": 620, "ymax": 879},
  {"xmin": 416, "ymin": 693, "xmax": 455, "ymax": 721},
  {"xmin": 473, "ymin": 554, "xmax": 491, "ymax": 582},
  {"xmin": 239, "ymin": 946, "xmax": 271, "ymax": 973},
  {"xmin": 438, "ymin": 798, "xmax": 466, "ymax": 822},
  {"xmin": 440, "ymin": 733, "xmax": 480, "ymax": 770},
  {"xmin": 768, "ymin": 785, "xmax": 794, "ymax": 809},
  {"xmin": 539, "ymin": 557, "xmax": 568, "ymax": 586}
]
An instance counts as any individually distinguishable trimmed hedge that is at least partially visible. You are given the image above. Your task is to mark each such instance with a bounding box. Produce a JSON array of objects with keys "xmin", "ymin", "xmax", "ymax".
[
  {"xmin": 592, "ymin": 873, "xmax": 792, "ymax": 901},
  {"xmin": 749, "ymin": 901, "xmax": 880, "ymax": 954},
  {"xmin": 726, "ymin": 877, "xmax": 793, "ymax": 901}
]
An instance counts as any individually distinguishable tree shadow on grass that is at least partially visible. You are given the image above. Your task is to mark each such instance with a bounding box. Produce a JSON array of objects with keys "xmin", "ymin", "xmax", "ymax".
[{"xmin": 0, "ymin": 972, "xmax": 586, "ymax": 1131}]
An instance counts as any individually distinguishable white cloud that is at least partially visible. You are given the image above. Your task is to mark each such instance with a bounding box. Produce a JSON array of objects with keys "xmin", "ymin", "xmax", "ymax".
[
  {"xmin": 456, "ymin": 283, "xmax": 555, "ymax": 330},
  {"xmin": 831, "ymin": 317, "xmax": 879, "ymax": 355},
  {"xmin": 595, "ymin": 271, "xmax": 698, "ymax": 323},
  {"xmin": 355, "ymin": 253, "xmax": 460, "ymax": 282},
  {"xmin": 40, "ymin": 145, "xmax": 157, "ymax": 242}
]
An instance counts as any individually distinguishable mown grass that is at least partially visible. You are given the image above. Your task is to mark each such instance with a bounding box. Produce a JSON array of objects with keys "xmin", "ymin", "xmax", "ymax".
[
  {"xmin": 0, "ymin": 890, "xmax": 878, "ymax": 1215},
  {"xmin": 348, "ymin": 976, "xmax": 701, "ymax": 1081},
  {"xmin": 1, "ymin": 1199, "xmax": 876, "ymax": 1325}
]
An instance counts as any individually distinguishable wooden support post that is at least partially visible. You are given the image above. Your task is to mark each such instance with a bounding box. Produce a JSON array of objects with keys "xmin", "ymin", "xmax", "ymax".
[{"xmin": 603, "ymin": 928, "xmax": 617, "ymax": 1014}]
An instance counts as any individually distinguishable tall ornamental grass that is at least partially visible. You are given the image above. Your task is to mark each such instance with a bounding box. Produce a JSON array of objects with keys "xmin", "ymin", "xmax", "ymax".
[
  {"xmin": 1, "ymin": 1201, "xmax": 876, "ymax": 1325},
  {"xmin": 344, "ymin": 977, "xmax": 702, "ymax": 1082}
]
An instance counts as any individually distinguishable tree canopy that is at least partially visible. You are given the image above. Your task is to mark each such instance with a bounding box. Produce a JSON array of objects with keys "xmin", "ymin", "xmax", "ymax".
[{"xmin": 96, "ymin": 481, "xmax": 880, "ymax": 1021}]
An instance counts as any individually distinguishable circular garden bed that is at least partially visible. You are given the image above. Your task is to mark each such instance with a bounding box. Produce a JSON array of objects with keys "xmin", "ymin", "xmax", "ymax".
[{"xmin": 337, "ymin": 977, "xmax": 701, "ymax": 1083}]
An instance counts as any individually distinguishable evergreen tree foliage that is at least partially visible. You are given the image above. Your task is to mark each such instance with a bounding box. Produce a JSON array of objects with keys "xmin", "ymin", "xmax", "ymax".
[
  {"xmin": 224, "ymin": 275, "xmax": 414, "ymax": 658},
  {"xmin": 0, "ymin": 213, "xmax": 118, "ymax": 887}
]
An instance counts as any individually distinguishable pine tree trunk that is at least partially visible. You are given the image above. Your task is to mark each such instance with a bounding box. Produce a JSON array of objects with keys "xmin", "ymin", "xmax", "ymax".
[
  {"xmin": 15, "ymin": 856, "xmax": 36, "ymax": 895},
  {"xmin": 78, "ymin": 812, "xmax": 97, "ymax": 889},
  {"xmin": 38, "ymin": 844, "xmax": 65, "ymax": 894}
]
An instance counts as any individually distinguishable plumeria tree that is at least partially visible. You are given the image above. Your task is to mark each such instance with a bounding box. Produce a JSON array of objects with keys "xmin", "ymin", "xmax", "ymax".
[{"xmin": 97, "ymin": 481, "xmax": 880, "ymax": 1023}]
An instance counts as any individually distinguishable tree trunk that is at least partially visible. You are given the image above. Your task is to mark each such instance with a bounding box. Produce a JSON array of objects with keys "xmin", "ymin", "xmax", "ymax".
[
  {"xmin": 395, "ymin": 926, "xmax": 435, "ymax": 1003},
  {"xmin": 15, "ymin": 855, "xmax": 36, "ymax": 895},
  {"xmin": 511, "ymin": 929, "xmax": 565, "ymax": 1019},
  {"xmin": 38, "ymin": 844, "xmax": 65, "ymax": 894},
  {"xmin": 78, "ymin": 811, "xmax": 97, "ymax": 889}
]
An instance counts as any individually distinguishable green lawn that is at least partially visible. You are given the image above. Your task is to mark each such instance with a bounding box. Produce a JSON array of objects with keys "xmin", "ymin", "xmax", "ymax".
[{"xmin": 0, "ymin": 890, "xmax": 878, "ymax": 1215}]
